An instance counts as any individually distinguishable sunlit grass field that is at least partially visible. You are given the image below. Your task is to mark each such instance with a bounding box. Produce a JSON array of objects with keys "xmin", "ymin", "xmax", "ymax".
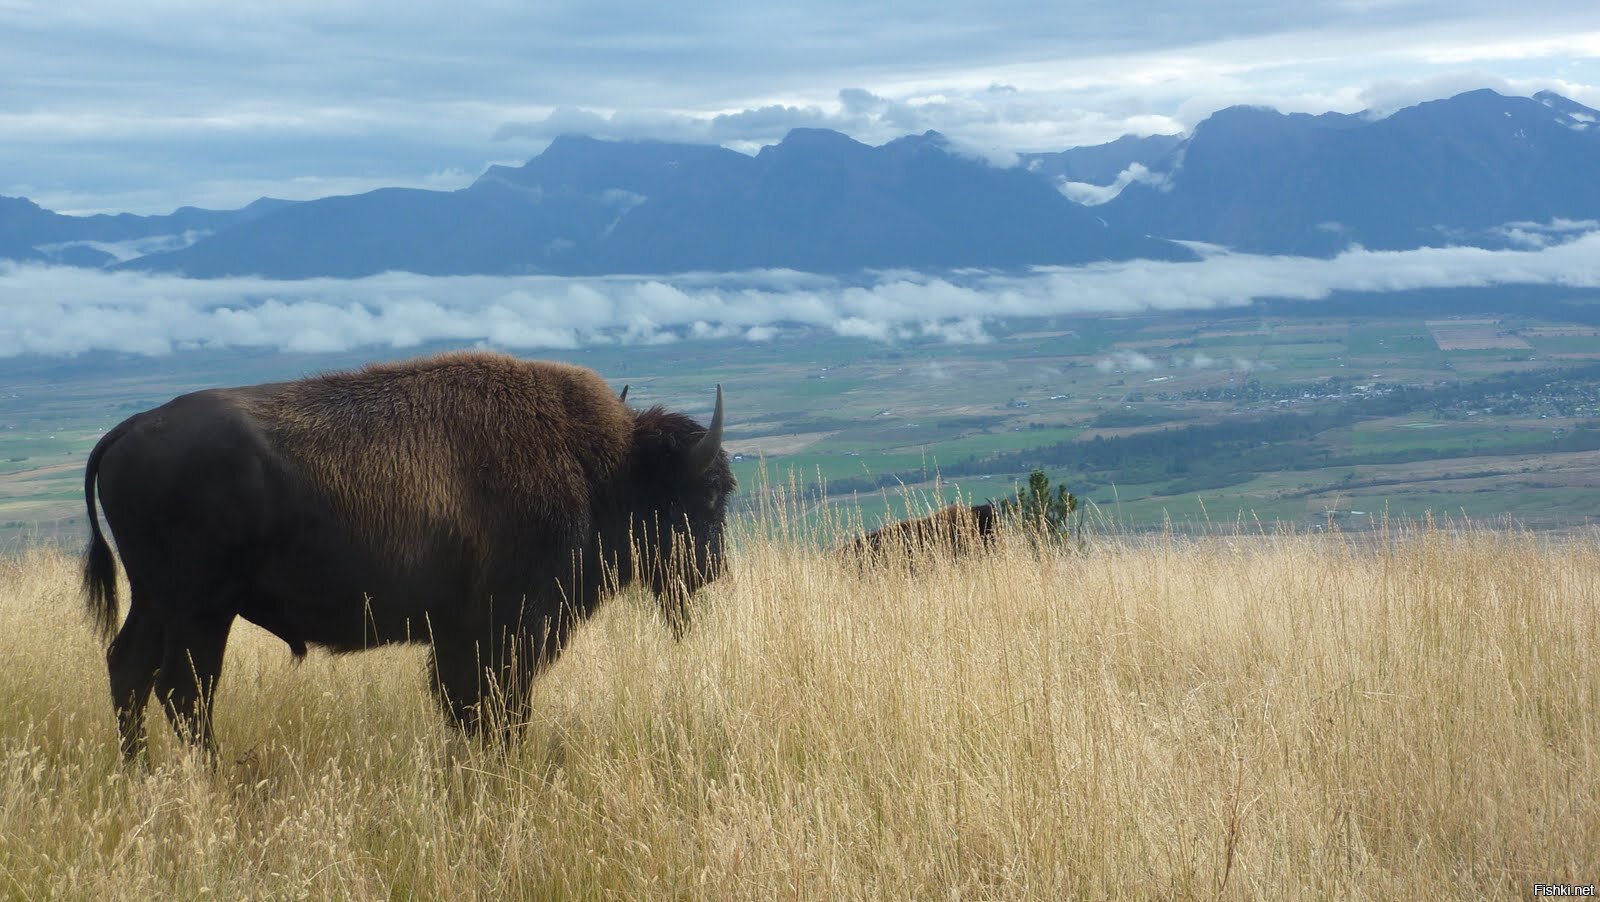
[{"xmin": 1, "ymin": 513, "xmax": 1596, "ymax": 898}]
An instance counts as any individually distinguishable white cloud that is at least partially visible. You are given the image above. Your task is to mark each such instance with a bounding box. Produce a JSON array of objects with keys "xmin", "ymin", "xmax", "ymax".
[
  {"xmin": 34, "ymin": 232, "xmax": 208, "ymax": 263},
  {"xmin": 689, "ymin": 320, "xmax": 741, "ymax": 340},
  {"xmin": 1096, "ymin": 351, "xmax": 1157, "ymax": 372},
  {"xmin": 488, "ymin": 88, "xmax": 1093, "ymax": 168},
  {"xmin": 4, "ymin": 1, "xmax": 1599, "ymax": 213},
  {"xmin": 935, "ymin": 134, "xmax": 1022, "ymax": 170},
  {"xmin": 920, "ymin": 318, "xmax": 993, "ymax": 344},
  {"xmin": 1495, "ymin": 218, "xmax": 1600, "ymax": 248},
  {"xmin": 2, "ymin": 228, "xmax": 1599, "ymax": 358},
  {"xmin": 833, "ymin": 317, "xmax": 897, "ymax": 342},
  {"xmin": 1056, "ymin": 162, "xmax": 1172, "ymax": 206}
]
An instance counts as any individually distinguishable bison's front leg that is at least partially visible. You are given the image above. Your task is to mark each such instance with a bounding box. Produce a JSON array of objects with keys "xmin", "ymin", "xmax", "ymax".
[
  {"xmin": 659, "ymin": 582, "xmax": 694, "ymax": 640},
  {"xmin": 428, "ymin": 634, "xmax": 488, "ymax": 736},
  {"xmin": 428, "ymin": 614, "xmax": 572, "ymax": 740}
]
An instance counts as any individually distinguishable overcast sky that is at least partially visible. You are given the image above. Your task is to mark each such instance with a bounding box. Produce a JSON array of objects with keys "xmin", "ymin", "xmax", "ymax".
[{"xmin": 3, "ymin": 0, "xmax": 1597, "ymax": 215}]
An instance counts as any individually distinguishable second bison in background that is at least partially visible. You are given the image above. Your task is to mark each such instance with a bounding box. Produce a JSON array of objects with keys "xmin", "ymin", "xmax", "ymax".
[
  {"xmin": 847, "ymin": 502, "xmax": 1000, "ymax": 563},
  {"xmin": 82, "ymin": 351, "xmax": 735, "ymax": 759}
]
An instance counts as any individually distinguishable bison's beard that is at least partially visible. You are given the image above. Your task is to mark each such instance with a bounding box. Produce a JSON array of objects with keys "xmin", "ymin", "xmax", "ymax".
[{"xmin": 631, "ymin": 523, "xmax": 723, "ymax": 638}]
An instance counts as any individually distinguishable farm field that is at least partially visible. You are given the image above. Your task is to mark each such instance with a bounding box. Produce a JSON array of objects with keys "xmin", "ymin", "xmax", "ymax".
[
  {"xmin": 1, "ymin": 516, "xmax": 1595, "ymax": 897},
  {"xmin": 3, "ymin": 285, "xmax": 1600, "ymax": 547}
]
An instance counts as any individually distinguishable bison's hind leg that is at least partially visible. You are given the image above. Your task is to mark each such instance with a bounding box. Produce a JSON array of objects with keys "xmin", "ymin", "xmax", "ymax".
[
  {"xmin": 106, "ymin": 597, "xmax": 165, "ymax": 762},
  {"xmin": 152, "ymin": 613, "xmax": 234, "ymax": 760}
]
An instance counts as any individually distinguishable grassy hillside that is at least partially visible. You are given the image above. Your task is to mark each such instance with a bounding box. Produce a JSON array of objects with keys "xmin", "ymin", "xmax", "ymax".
[{"xmin": 1, "ymin": 518, "xmax": 1596, "ymax": 897}]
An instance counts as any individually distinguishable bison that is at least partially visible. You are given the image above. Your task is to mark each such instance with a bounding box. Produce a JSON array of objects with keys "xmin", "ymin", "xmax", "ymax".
[
  {"xmin": 82, "ymin": 351, "xmax": 735, "ymax": 759},
  {"xmin": 847, "ymin": 502, "xmax": 999, "ymax": 563}
]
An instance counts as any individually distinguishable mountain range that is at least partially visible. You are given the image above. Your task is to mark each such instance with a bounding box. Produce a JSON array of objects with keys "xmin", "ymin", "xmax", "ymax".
[
  {"xmin": 0, "ymin": 196, "xmax": 295, "ymax": 268},
  {"xmin": 1098, "ymin": 89, "xmax": 1600, "ymax": 255},
  {"xmin": 3, "ymin": 88, "xmax": 1596, "ymax": 278}
]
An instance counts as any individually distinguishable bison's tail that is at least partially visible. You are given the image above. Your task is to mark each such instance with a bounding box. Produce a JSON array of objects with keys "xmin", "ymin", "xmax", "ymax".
[{"xmin": 83, "ymin": 419, "xmax": 134, "ymax": 642}]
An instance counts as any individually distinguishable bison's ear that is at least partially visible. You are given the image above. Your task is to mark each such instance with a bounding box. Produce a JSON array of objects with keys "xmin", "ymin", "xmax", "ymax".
[{"xmin": 685, "ymin": 385, "xmax": 724, "ymax": 477}]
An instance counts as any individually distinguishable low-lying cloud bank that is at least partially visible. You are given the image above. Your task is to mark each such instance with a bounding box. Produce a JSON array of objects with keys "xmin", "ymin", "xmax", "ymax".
[
  {"xmin": 2, "ymin": 233, "xmax": 1598, "ymax": 358},
  {"xmin": 1057, "ymin": 163, "xmax": 1172, "ymax": 206}
]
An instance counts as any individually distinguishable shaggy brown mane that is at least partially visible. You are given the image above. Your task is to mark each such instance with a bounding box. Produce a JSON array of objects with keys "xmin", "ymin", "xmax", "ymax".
[
  {"xmin": 848, "ymin": 502, "xmax": 999, "ymax": 562},
  {"xmin": 241, "ymin": 351, "xmax": 634, "ymax": 565}
]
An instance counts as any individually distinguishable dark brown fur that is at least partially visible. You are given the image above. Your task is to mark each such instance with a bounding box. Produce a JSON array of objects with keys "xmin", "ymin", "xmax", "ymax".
[
  {"xmin": 847, "ymin": 502, "xmax": 999, "ymax": 562},
  {"xmin": 241, "ymin": 352, "xmax": 635, "ymax": 569},
  {"xmin": 82, "ymin": 350, "xmax": 734, "ymax": 759}
]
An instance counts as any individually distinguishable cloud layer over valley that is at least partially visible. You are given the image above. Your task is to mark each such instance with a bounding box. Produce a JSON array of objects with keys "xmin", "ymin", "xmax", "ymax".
[{"xmin": 3, "ymin": 234, "xmax": 1598, "ymax": 359}]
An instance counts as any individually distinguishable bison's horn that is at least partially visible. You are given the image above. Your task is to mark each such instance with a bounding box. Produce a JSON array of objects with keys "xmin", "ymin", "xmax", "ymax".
[
  {"xmin": 619, "ymin": 384, "xmax": 629, "ymax": 403},
  {"xmin": 686, "ymin": 384, "xmax": 725, "ymax": 476}
]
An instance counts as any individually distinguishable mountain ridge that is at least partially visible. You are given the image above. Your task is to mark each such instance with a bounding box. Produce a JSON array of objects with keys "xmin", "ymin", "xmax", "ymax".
[
  {"xmin": 113, "ymin": 126, "xmax": 1193, "ymax": 277},
  {"xmin": 1100, "ymin": 88, "xmax": 1600, "ymax": 254},
  {"xmin": 3, "ymin": 88, "xmax": 1596, "ymax": 277}
]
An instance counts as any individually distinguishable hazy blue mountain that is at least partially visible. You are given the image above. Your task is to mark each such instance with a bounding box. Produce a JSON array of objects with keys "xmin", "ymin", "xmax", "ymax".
[
  {"xmin": 0, "ymin": 195, "xmax": 296, "ymax": 266},
  {"xmin": 478, "ymin": 134, "xmax": 749, "ymax": 198},
  {"xmin": 590, "ymin": 129, "xmax": 1190, "ymax": 272},
  {"xmin": 8, "ymin": 88, "xmax": 1599, "ymax": 276},
  {"xmin": 1100, "ymin": 89, "xmax": 1600, "ymax": 254},
  {"xmin": 0, "ymin": 233, "xmax": 47, "ymax": 264},
  {"xmin": 1020, "ymin": 134, "xmax": 1184, "ymax": 185},
  {"xmin": 119, "ymin": 129, "xmax": 1192, "ymax": 277},
  {"xmin": 116, "ymin": 183, "xmax": 638, "ymax": 278}
]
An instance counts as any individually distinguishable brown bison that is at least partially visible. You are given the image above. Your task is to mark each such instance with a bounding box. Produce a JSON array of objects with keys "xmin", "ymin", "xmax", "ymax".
[
  {"xmin": 82, "ymin": 351, "xmax": 734, "ymax": 758},
  {"xmin": 847, "ymin": 502, "xmax": 999, "ymax": 562}
]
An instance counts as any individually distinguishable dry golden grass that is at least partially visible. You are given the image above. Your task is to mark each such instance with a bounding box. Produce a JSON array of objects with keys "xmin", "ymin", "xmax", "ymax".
[{"xmin": 1, "ymin": 517, "xmax": 1597, "ymax": 898}]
